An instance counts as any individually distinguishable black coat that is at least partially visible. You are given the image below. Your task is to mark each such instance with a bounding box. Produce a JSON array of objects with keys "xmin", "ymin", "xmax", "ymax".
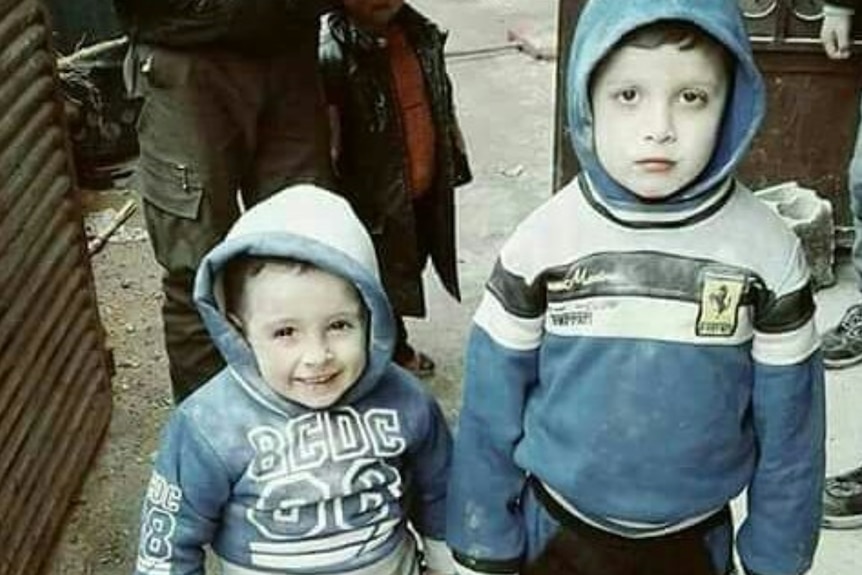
[
  {"xmin": 113, "ymin": 0, "xmax": 338, "ymax": 52},
  {"xmin": 320, "ymin": 6, "xmax": 471, "ymax": 317}
]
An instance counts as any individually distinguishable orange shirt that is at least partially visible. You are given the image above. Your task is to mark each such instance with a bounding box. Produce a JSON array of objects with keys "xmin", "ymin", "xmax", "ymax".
[{"xmin": 386, "ymin": 24, "xmax": 436, "ymax": 198}]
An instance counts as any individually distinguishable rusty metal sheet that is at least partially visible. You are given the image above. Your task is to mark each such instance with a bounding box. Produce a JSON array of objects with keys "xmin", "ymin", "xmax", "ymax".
[
  {"xmin": 0, "ymin": 153, "xmax": 69, "ymax": 303},
  {"xmin": 0, "ymin": 1, "xmax": 112, "ymax": 574}
]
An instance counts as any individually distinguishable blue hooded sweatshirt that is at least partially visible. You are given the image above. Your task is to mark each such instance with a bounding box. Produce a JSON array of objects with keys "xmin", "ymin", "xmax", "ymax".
[
  {"xmin": 446, "ymin": 1, "xmax": 825, "ymax": 575},
  {"xmin": 133, "ymin": 186, "xmax": 454, "ymax": 575}
]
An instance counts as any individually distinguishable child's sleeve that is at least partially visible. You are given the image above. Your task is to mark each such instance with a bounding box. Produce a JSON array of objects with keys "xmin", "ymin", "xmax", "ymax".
[
  {"xmin": 404, "ymin": 394, "xmax": 456, "ymax": 573},
  {"xmin": 447, "ymin": 256, "xmax": 545, "ymax": 575},
  {"xmin": 737, "ymin": 241, "xmax": 826, "ymax": 575},
  {"xmin": 444, "ymin": 75, "xmax": 472, "ymax": 188},
  {"xmin": 133, "ymin": 411, "xmax": 232, "ymax": 575}
]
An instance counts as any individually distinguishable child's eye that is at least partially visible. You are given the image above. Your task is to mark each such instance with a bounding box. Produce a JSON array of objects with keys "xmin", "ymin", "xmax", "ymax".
[
  {"xmin": 329, "ymin": 319, "xmax": 354, "ymax": 332},
  {"xmin": 274, "ymin": 326, "xmax": 296, "ymax": 339},
  {"xmin": 614, "ymin": 88, "xmax": 640, "ymax": 104},
  {"xmin": 679, "ymin": 89, "xmax": 709, "ymax": 106}
]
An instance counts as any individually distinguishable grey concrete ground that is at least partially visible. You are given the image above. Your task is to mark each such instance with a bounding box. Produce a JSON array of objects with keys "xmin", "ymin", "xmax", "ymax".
[{"xmin": 409, "ymin": 0, "xmax": 862, "ymax": 572}]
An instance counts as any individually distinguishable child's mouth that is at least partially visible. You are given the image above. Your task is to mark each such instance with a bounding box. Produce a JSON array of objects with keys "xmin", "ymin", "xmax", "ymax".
[
  {"xmin": 296, "ymin": 373, "xmax": 337, "ymax": 386},
  {"xmin": 636, "ymin": 159, "xmax": 675, "ymax": 173}
]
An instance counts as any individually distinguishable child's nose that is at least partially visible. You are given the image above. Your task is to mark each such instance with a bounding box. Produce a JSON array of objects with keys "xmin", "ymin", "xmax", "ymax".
[
  {"xmin": 302, "ymin": 337, "xmax": 333, "ymax": 365},
  {"xmin": 644, "ymin": 105, "xmax": 676, "ymax": 144}
]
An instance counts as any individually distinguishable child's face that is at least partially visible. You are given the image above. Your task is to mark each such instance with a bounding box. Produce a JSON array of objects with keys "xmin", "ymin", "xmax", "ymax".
[
  {"xmin": 590, "ymin": 41, "xmax": 729, "ymax": 200},
  {"xmin": 343, "ymin": 0, "xmax": 405, "ymax": 30},
  {"xmin": 237, "ymin": 263, "xmax": 368, "ymax": 408}
]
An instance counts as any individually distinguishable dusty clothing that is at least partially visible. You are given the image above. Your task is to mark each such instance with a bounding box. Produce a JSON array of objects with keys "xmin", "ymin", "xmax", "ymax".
[
  {"xmin": 132, "ymin": 187, "xmax": 454, "ymax": 575},
  {"xmin": 320, "ymin": 5, "xmax": 471, "ymax": 318},
  {"xmin": 115, "ymin": 0, "xmax": 335, "ymax": 400},
  {"xmin": 446, "ymin": 2, "xmax": 825, "ymax": 575}
]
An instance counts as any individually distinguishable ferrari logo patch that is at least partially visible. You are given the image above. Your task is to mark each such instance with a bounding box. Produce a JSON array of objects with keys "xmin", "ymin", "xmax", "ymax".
[{"xmin": 696, "ymin": 270, "xmax": 745, "ymax": 337}]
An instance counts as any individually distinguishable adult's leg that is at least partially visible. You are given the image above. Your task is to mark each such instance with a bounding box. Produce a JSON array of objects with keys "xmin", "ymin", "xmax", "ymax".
[
  {"xmin": 244, "ymin": 33, "xmax": 334, "ymax": 203},
  {"xmin": 391, "ymin": 312, "xmax": 436, "ymax": 377},
  {"xmin": 394, "ymin": 315, "xmax": 412, "ymax": 360},
  {"xmin": 362, "ymin": 203, "xmax": 432, "ymax": 375},
  {"xmin": 144, "ymin": 206, "xmax": 235, "ymax": 403},
  {"xmin": 851, "ymin": 99, "xmax": 862, "ymax": 295},
  {"xmin": 821, "ymin": 95, "xmax": 862, "ymax": 369},
  {"xmin": 131, "ymin": 44, "xmax": 262, "ymax": 401}
]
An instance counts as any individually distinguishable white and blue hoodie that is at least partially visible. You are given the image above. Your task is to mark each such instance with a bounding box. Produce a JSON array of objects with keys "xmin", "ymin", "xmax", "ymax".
[
  {"xmin": 133, "ymin": 186, "xmax": 453, "ymax": 575},
  {"xmin": 446, "ymin": 1, "xmax": 825, "ymax": 575}
]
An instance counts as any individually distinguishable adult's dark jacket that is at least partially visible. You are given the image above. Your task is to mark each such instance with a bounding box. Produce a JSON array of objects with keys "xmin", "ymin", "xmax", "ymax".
[
  {"xmin": 320, "ymin": 6, "xmax": 471, "ymax": 316},
  {"xmin": 113, "ymin": 0, "xmax": 339, "ymax": 53},
  {"xmin": 825, "ymin": 0, "xmax": 858, "ymax": 9}
]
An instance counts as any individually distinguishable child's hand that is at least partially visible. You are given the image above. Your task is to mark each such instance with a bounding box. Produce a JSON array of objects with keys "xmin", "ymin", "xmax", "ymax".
[{"xmin": 820, "ymin": 12, "xmax": 853, "ymax": 59}]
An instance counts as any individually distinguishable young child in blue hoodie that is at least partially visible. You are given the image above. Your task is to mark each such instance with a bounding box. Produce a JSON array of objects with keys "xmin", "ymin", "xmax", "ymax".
[
  {"xmin": 132, "ymin": 185, "xmax": 455, "ymax": 575},
  {"xmin": 446, "ymin": 1, "xmax": 825, "ymax": 575}
]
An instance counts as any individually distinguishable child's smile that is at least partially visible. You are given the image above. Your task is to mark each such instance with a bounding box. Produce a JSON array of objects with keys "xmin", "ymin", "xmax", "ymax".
[{"xmin": 236, "ymin": 264, "xmax": 368, "ymax": 408}]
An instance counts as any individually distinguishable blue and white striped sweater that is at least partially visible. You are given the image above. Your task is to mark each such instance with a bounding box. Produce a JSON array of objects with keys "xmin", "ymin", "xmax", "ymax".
[{"xmin": 447, "ymin": 177, "xmax": 825, "ymax": 575}]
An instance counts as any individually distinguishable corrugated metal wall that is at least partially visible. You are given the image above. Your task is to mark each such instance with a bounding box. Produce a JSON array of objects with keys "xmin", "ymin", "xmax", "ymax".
[{"xmin": 0, "ymin": 0, "xmax": 113, "ymax": 573}]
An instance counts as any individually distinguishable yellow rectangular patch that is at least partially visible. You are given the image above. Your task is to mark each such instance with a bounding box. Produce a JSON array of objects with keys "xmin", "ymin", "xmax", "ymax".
[{"xmin": 696, "ymin": 270, "xmax": 745, "ymax": 337}]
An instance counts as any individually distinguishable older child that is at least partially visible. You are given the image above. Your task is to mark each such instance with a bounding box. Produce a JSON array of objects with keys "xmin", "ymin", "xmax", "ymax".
[
  {"xmin": 133, "ymin": 186, "xmax": 454, "ymax": 575},
  {"xmin": 320, "ymin": 0, "xmax": 471, "ymax": 378},
  {"xmin": 446, "ymin": 1, "xmax": 825, "ymax": 575}
]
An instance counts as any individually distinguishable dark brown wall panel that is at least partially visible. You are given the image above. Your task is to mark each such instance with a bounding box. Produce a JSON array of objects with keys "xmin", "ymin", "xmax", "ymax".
[{"xmin": 0, "ymin": 1, "xmax": 113, "ymax": 574}]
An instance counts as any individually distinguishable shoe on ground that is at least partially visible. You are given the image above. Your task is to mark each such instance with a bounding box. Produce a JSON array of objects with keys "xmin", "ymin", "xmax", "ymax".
[
  {"xmin": 821, "ymin": 303, "xmax": 862, "ymax": 369},
  {"xmin": 822, "ymin": 465, "xmax": 862, "ymax": 529},
  {"xmin": 394, "ymin": 348, "xmax": 435, "ymax": 378}
]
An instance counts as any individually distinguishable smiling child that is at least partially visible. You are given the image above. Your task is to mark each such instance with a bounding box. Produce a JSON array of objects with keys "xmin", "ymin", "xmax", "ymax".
[{"xmin": 133, "ymin": 185, "xmax": 455, "ymax": 575}]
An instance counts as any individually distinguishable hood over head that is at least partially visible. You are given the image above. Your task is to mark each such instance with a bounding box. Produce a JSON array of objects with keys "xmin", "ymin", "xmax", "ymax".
[
  {"xmin": 194, "ymin": 185, "xmax": 395, "ymax": 413},
  {"xmin": 567, "ymin": 0, "xmax": 765, "ymax": 213}
]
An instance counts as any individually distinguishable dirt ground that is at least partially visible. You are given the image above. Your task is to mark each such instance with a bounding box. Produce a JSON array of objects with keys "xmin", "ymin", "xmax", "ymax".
[{"xmin": 45, "ymin": 190, "xmax": 175, "ymax": 575}]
